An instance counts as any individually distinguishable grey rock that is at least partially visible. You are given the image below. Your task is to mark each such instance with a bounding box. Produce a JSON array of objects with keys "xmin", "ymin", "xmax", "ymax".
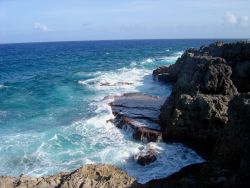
[
  {"xmin": 110, "ymin": 93, "xmax": 164, "ymax": 142},
  {"xmin": 134, "ymin": 143, "xmax": 159, "ymax": 166}
]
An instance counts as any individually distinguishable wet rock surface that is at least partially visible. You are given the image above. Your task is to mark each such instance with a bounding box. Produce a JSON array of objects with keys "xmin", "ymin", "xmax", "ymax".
[
  {"xmin": 110, "ymin": 93, "xmax": 165, "ymax": 142},
  {"xmin": 0, "ymin": 164, "xmax": 139, "ymax": 188},
  {"xmin": 134, "ymin": 143, "xmax": 159, "ymax": 166}
]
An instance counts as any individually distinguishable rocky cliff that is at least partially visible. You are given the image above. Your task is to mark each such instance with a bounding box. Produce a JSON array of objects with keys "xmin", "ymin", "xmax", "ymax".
[
  {"xmin": 154, "ymin": 41, "xmax": 249, "ymax": 158},
  {"xmin": 150, "ymin": 41, "xmax": 250, "ymax": 187}
]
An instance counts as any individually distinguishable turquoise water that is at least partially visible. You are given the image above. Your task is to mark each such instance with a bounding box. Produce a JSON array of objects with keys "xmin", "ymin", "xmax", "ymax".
[{"xmin": 0, "ymin": 40, "xmax": 233, "ymax": 183}]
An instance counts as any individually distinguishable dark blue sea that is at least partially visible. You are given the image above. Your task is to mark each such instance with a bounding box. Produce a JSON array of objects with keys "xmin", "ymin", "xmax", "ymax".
[{"xmin": 0, "ymin": 39, "xmax": 235, "ymax": 183}]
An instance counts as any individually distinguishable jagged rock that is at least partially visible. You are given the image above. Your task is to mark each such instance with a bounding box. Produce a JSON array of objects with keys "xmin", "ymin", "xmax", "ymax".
[
  {"xmin": 165, "ymin": 56, "xmax": 237, "ymax": 96},
  {"xmin": 157, "ymin": 41, "xmax": 250, "ymax": 159},
  {"xmin": 154, "ymin": 41, "xmax": 250, "ymax": 92},
  {"xmin": 161, "ymin": 93, "xmax": 229, "ymax": 158},
  {"xmin": 198, "ymin": 41, "xmax": 250, "ymax": 93},
  {"xmin": 159, "ymin": 57, "xmax": 236, "ymax": 158},
  {"xmin": 0, "ymin": 164, "xmax": 139, "ymax": 188},
  {"xmin": 153, "ymin": 66, "xmax": 169, "ymax": 76},
  {"xmin": 134, "ymin": 143, "xmax": 159, "ymax": 166},
  {"xmin": 215, "ymin": 93, "xmax": 250, "ymax": 167},
  {"xmin": 152, "ymin": 66, "xmax": 176, "ymax": 83},
  {"xmin": 149, "ymin": 41, "xmax": 250, "ymax": 187},
  {"xmin": 211, "ymin": 93, "xmax": 250, "ymax": 188},
  {"xmin": 141, "ymin": 93, "xmax": 250, "ymax": 188},
  {"xmin": 110, "ymin": 93, "xmax": 164, "ymax": 142}
]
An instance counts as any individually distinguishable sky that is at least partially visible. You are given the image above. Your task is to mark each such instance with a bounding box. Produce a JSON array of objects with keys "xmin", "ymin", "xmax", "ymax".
[{"xmin": 0, "ymin": 0, "xmax": 250, "ymax": 43}]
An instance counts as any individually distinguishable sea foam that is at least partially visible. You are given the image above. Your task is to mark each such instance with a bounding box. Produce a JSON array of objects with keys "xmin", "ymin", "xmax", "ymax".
[{"xmin": 0, "ymin": 41, "xmax": 204, "ymax": 183}]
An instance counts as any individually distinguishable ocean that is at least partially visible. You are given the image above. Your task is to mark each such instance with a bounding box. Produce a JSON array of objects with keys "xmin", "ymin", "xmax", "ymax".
[{"xmin": 0, "ymin": 39, "xmax": 234, "ymax": 183}]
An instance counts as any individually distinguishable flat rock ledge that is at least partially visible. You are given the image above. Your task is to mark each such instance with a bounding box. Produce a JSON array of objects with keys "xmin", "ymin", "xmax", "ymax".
[
  {"xmin": 109, "ymin": 93, "xmax": 165, "ymax": 142},
  {"xmin": 0, "ymin": 164, "xmax": 139, "ymax": 188}
]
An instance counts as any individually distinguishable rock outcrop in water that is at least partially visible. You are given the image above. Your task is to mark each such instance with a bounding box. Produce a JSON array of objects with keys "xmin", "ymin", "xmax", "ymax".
[
  {"xmin": 149, "ymin": 41, "xmax": 250, "ymax": 187},
  {"xmin": 0, "ymin": 164, "xmax": 138, "ymax": 188},
  {"xmin": 110, "ymin": 93, "xmax": 165, "ymax": 142},
  {"xmin": 134, "ymin": 143, "xmax": 159, "ymax": 166}
]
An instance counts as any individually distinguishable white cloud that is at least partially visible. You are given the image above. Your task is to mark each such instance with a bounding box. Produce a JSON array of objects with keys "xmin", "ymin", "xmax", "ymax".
[
  {"xmin": 34, "ymin": 22, "xmax": 49, "ymax": 32},
  {"xmin": 225, "ymin": 11, "xmax": 237, "ymax": 25},
  {"xmin": 224, "ymin": 12, "xmax": 249, "ymax": 27}
]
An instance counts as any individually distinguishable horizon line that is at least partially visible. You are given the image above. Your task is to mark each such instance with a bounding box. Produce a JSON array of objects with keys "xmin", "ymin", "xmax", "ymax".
[{"xmin": 0, "ymin": 38, "xmax": 249, "ymax": 45}]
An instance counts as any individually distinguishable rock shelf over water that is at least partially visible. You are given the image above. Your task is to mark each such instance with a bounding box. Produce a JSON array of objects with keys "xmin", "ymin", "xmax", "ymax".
[{"xmin": 110, "ymin": 93, "xmax": 165, "ymax": 142}]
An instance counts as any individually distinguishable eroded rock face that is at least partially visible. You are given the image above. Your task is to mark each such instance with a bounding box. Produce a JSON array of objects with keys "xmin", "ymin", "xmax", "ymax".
[
  {"xmin": 212, "ymin": 93, "xmax": 250, "ymax": 187},
  {"xmin": 148, "ymin": 41, "xmax": 250, "ymax": 187},
  {"xmin": 142, "ymin": 90, "xmax": 250, "ymax": 188},
  {"xmin": 110, "ymin": 93, "xmax": 165, "ymax": 142},
  {"xmin": 161, "ymin": 93, "xmax": 229, "ymax": 158},
  {"xmin": 159, "ymin": 58, "xmax": 236, "ymax": 157},
  {"xmin": 197, "ymin": 41, "xmax": 250, "ymax": 93},
  {"xmin": 0, "ymin": 164, "xmax": 139, "ymax": 188},
  {"xmin": 157, "ymin": 41, "xmax": 250, "ymax": 158},
  {"xmin": 155, "ymin": 41, "xmax": 250, "ymax": 92}
]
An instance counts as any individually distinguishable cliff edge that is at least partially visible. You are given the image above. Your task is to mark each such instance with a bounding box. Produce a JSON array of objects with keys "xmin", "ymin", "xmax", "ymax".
[{"xmin": 149, "ymin": 41, "xmax": 250, "ymax": 187}]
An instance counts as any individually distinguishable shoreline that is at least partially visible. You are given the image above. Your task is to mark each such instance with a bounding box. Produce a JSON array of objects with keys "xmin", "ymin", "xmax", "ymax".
[{"xmin": 1, "ymin": 40, "xmax": 249, "ymax": 187}]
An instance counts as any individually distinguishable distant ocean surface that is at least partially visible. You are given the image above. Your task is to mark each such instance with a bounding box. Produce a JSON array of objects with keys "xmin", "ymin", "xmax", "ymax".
[{"xmin": 0, "ymin": 39, "xmax": 236, "ymax": 183}]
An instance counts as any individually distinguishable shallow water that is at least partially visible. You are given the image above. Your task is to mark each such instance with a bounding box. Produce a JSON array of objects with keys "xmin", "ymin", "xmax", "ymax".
[{"xmin": 0, "ymin": 39, "xmax": 234, "ymax": 183}]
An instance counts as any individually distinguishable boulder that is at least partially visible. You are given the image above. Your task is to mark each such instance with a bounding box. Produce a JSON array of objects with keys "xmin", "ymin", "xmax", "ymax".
[{"xmin": 134, "ymin": 143, "xmax": 159, "ymax": 166}]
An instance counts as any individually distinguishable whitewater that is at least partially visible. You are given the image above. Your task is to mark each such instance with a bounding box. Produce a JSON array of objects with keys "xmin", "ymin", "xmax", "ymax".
[{"xmin": 0, "ymin": 40, "xmax": 219, "ymax": 183}]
